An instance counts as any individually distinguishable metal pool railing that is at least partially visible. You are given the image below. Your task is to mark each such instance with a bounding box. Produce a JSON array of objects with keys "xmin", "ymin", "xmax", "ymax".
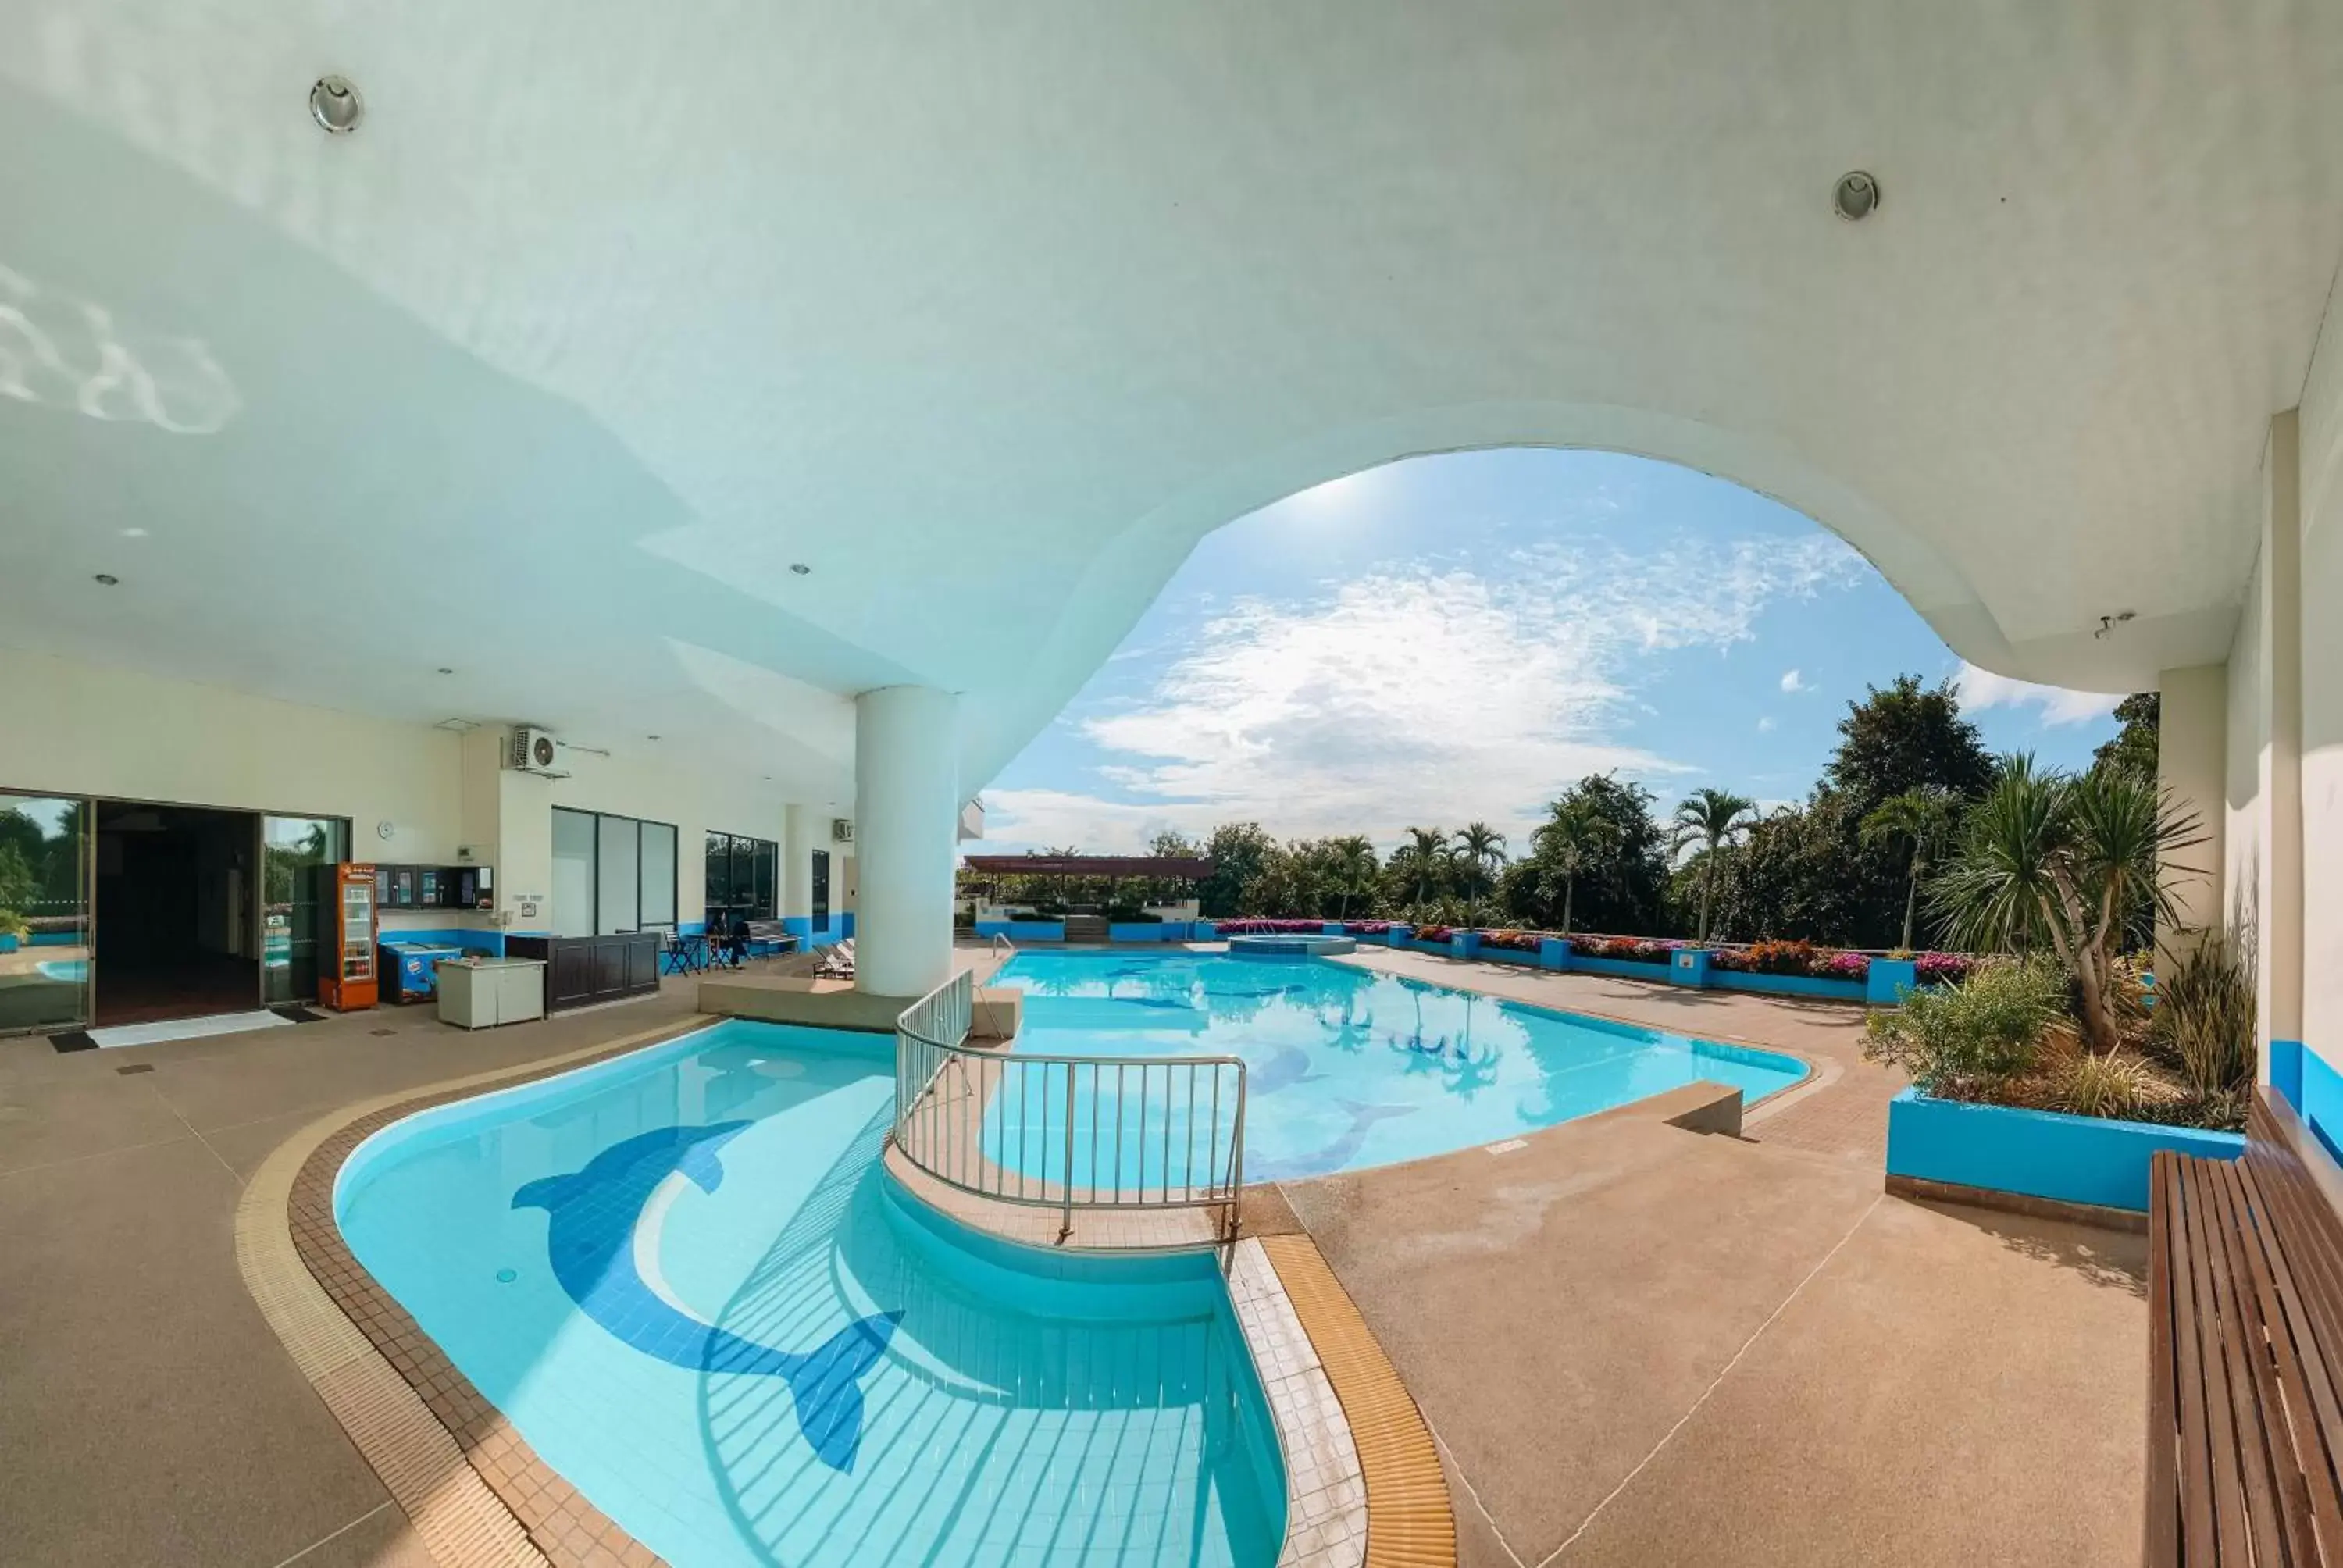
[{"xmin": 890, "ymin": 968, "xmax": 1248, "ymax": 1245}]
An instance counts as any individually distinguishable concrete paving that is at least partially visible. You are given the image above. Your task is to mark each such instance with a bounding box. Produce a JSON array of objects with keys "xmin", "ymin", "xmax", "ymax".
[
  {"xmin": 0, "ymin": 951, "xmax": 2143, "ymax": 1568},
  {"xmin": 0, "ymin": 981, "xmax": 708, "ymax": 1568},
  {"xmin": 1273, "ymin": 963, "xmax": 2145, "ymax": 1567}
]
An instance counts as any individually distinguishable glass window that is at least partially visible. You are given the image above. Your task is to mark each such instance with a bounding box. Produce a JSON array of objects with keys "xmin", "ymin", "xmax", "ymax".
[
  {"xmin": 0, "ymin": 793, "xmax": 91, "ymax": 1032},
  {"xmin": 596, "ymin": 815, "xmax": 640, "ymax": 935},
  {"xmin": 552, "ymin": 808, "xmax": 597, "ymax": 937},
  {"xmin": 705, "ymin": 830, "xmax": 779, "ymax": 922},
  {"xmin": 261, "ymin": 816, "xmax": 349, "ymax": 1003},
  {"xmin": 640, "ymin": 824, "xmax": 676, "ymax": 926}
]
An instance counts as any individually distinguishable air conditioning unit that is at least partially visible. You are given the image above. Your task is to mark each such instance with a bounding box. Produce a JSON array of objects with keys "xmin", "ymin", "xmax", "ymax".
[
  {"xmin": 832, "ymin": 818, "xmax": 854, "ymax": 843},
  {"xmin": 508, "ymin": 726, "xmax": 562, "ymax": 775}
]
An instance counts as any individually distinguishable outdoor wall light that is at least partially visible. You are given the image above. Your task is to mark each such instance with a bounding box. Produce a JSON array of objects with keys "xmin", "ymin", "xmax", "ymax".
[
  {"xmin": 789, "ymin": 563, "xmax": 812, "ymax": 576},
  {"xmin": 311, "ymin": 76, "xmax": 363, "ymax": 134},
  {"xmin": 1833, "ymin": 170, "xmax": 1881, "ymax": 221},
  {"xmin": 93, "ymin": 573, "xmax": 119, "ymax": 586}
]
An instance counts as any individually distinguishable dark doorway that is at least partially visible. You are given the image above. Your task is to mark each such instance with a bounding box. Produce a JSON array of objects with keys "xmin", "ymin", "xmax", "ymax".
[{"xmin": 93, "ymin": 803, "xmax": 260, "ymax": 1026}]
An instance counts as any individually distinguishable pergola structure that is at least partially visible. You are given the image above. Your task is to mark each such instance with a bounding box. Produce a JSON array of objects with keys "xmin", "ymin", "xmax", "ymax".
[{"xmin": 960, "ymin": 855, "xmax": 1216, "ymax": 910}]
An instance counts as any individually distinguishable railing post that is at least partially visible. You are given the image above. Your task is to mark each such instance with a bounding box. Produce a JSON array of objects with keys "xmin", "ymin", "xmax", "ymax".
[{"xmin": 1060, "ymin": 1060, "xmax": 1078, "ymax": 1243}]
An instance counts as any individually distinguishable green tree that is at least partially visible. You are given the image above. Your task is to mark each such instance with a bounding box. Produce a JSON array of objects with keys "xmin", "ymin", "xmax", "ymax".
[
  {"xmin": 2092, "ymin": 693, "xmax": 2160, "ymax": 781},
  {"xmin": 1671, "ymin": 789, "xmax": 1757, "ymax": 942},
  {"xmin": 1196, "ymin": 822, "xmax": 1274, "ymax": 918},
  {"xmin": 1327, "ymin": 835, "xmax": 1381, "ymax": 918},
  {"xmin": 1452, "ymin": 821, "xmax": 1507, "ymax": 903},
  {"xmin": 1388, "ymin": 826, "xmax": 1452, "ymax": 907},
  {"xmin": 1528, "ymin": 796, "xmax": 1618, "ymax": 935},
  {"xmin": 1503, "ymin": 774, "xmax": 1671, "ymax": 935},
  {"xmin": 1825, "ymin": 675, "xmax": 1997, "ymax": 809},
  {"xmin": 1930, "ymin": 754, "xmax": 2206, "ymax": 1055},
  {"xmin": 1860, "ymin": 786, "xmax": 1957, "ymax": 951}
]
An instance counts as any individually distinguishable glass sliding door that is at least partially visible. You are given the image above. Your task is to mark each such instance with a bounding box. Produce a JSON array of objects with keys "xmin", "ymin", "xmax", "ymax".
[
  {"xmin": 0, "ymin": 793, "xmax": 91, "ymax": 1032},
  {"xmin": 261, "ymin": 816, "xmax": 348, "ymax": 1004}
]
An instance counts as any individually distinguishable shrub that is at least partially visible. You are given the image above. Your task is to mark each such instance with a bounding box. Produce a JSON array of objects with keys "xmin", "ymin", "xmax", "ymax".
[
  {"xmin": 1914, "ymin": 951, "xmax": 1973, "ymax": 985},
  {"xmin": 2150, "ymin": 925, "xmax": 2256, "ymax": 1099},
  {"xmin": 1863, "ymin": 958, "xmax": 2066, "ymax": 1096},
  {"xmin": 1415, "ymin": 925, "xmax": 1454, "ymax": 942},
  {"xmin": 1821, "ymin": 950, "xmax": 1871, "ymax": 980},
  {"xmin": 1343, "ymin": 920, "xmax": 1394, "ymax": 935},
  {"xmin": 2055, "ymin": 1051, "xmax": 2159, "ymax": 1120},
  {"xmin": 1483, "ymin": 928, "xmax": 1542, "ymax": 952}
]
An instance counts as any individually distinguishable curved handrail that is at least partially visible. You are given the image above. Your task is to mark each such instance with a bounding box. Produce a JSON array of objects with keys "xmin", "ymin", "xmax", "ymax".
[{"xmin": 892, "ymin": 968, "xmax": 1246, "ymax": 1245}]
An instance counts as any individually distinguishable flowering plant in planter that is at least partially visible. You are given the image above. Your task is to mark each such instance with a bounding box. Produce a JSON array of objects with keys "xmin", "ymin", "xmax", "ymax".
[
  {"xmin": 1344, "ymin": 920, "xmax": 1394, "ymax": 935},
  {"xmin": 1915, "ymin": 951, "xmax": 1973, "ymax": 985},
  {"xmin": 1580, "ymin": 935, "xmax": 1676, "ymax": 963},
  {"xmin": 1821, "ymin": 950, "xmax": 1873, "ymax": 980},
  {"xmin": 1218, "ymin": 918, "xmax": 1328, "ymax": 934},
  {"xmin": 1415, "ymin": 925, "xmax": 1455, "ymax": 942},
  {"xmin": 1482, "ymin": 928, "xmax": 1543, "ymax": 952}
]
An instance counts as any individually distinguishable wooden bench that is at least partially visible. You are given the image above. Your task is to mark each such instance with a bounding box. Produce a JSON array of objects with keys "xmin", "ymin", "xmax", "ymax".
[{"xmin": 2148, "ymin": 1087, "xmax": 2343, "ymax": 1564}]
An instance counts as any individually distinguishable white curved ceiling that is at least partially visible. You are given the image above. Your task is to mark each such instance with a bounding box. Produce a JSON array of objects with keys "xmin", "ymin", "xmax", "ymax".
[{"xmin": 2, "ymin": 0, "xmax": 2338, "ymax": 800}]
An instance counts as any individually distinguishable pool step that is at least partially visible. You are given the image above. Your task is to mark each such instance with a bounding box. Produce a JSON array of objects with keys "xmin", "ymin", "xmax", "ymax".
[{"xmin": 1063, "ymin": 914, "xmax": 1110, "ymax": 943}]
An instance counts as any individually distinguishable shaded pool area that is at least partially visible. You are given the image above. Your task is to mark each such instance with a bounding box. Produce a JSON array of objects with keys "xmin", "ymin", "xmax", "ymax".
[
  {"xmin": 993, "ymin": 952, "xmax": 1807, "ymax": 1181},
  {"xmin": 337, "ymin": 1020, "xmax": 1285, "ymax": 1567}
]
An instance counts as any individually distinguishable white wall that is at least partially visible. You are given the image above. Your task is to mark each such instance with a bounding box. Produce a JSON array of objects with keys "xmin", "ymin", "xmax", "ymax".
[
  {"xmin": 0, "ymin": 646, "xmax": 827, "ymax": 939},
  {"xmin": 0, "ymin": 649, "xmax": 465, "ymax": 863},
  {"xmin": 2156, "ymin": 663, "xmax": 2227, "ymax": 957},
  {"xmin": 2298, "ymin": 264, "xmax": 2343, "ymax": 1070}
]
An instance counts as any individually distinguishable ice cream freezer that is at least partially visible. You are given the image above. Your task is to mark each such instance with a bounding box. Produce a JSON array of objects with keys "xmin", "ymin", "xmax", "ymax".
[
  {"xmin": 380, "ymin": 942, "xmax": 464, "ymax": 1003},
  {"xmin": 434, "ymin": 957, "xmax": 547, "ymax": 1030}
]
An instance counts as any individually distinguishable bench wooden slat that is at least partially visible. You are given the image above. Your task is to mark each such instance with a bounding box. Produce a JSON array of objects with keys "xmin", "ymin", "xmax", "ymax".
[
  {"xmin": 2206, "ymin": 1156, "xmax": 2318, "ymax": 1563},
  {"xmin": 2234, "ymin": 1155, "xmax": 2343, "ymax": 1563},
  {"xmin": 2149, "ymin": 1152, "xmax": 2182, "ymax": 1568},
  {"xmin": 2152, "ymin": 1088, "xmax": 2343, "ymax": 1566}
]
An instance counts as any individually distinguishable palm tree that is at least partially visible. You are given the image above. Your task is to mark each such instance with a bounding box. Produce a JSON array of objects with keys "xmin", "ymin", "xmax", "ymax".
[
  {"xmin": 1531, "ymin": 797, "xmax": 1618, "ymax": 935},
  {"xmin": 1453, "ymin": 821, "xmax": 1507, "ymax": 902},
  {"xmin": 1393, "ymin": 826, "xmax": 1450, "ymax": 905},
  {"xmin": 1328, "ymin": 835, "xmax": 1380, "ymax": 919},
  {"xmin": 1670, "ymin": 788, "xmax": 1757, "ymax": 943},
  {"xmin": 1861, "ymin": 786, "xmax": 1957, "ymax": 952},
  {"xmin": 1931, "ymin": 754, "xmax": 2205, "ymax": 1057}
]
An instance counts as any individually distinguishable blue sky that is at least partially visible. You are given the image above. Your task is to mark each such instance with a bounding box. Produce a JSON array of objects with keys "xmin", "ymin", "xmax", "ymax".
[{"xmin": 982, "ymin": 450, "xmax": 2124, "ymax": 854}]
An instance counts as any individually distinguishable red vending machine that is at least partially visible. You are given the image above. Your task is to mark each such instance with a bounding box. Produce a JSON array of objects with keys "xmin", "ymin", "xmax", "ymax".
[{"xmin": 319, "ymin": 862, "xmax": 379, "ymax": 1011}]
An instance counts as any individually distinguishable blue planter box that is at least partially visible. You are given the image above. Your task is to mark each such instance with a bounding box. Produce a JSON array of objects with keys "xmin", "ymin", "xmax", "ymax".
[
  {"xmin": 1568, "ymin": 955, "xmax": 1677, "ymax": 983},
  {"xmin": 1711, "ymin": 969, "xmax": 1866, "ymax": 1002},
  {"xmin": 976, "ymin": 919, "xmax": 1066, "ymax": 942},
  {"xmin": 1482, "ymin": 946, "xmax": 1542, "ymax": 966},
  {"xmin": 1323, "ymin": 922, "xmax": 1346, "ymax": 937},
  {"xmin": 1866, "ymin": 957, "xmax": 1919, "ymax": 1007},
  {"xmin": 1886, "ymin": 1089, "xmax": 2243, "ymax": 1213},
  {"xmin": 1191, "ymin": 920, "xmax": 1216, "ymax": 941},
  {"xmin": 1670, "ymin": 948, "xmax": 1714, "ymax": 987},
  {"xmin": 1385, "ymin": 925, "xmax": 1411, "ymax": 946},
  {"xmin": 1110, "ymin": 922, "xmax": 1169, "ymax": 942},
  {"xmin": 1409, "ymin": 939, "xmax": 1451, "ymax": 957},
  {"xmin": 1539, "ymin": 937, "xmax": 1573, "ymax": 971},
  {"xmin": 0, "ymin": 933, "xmax": 16, "ymax": 953},
  {"xmin": 1452, "ymin": 932, "xmax": 1482, "ymax": 958}
]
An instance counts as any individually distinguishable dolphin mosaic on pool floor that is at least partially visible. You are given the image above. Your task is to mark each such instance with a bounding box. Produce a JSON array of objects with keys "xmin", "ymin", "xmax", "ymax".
[{"xmin": 250, "ymin": 1010, "xmax": 1423, "ymax": 1568}]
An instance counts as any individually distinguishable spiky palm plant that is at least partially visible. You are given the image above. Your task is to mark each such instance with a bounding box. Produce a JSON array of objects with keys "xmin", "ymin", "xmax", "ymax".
[{"xmin": 1929, "ymin": 754, "xmax": 2205, "ymax": 1057}]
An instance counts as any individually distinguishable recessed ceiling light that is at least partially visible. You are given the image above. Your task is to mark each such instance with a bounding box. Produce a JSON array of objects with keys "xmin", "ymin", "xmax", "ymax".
[
  {"xmin": 1833, "ymin": 170, "xmax": 1881, "ymax": 222},
  {"xmin": 789, "ymin": 563, "xmax": 811, "ymax": 576},
  {"xmin": 436, "ymin": 667, "xmax": 455, "ymax": 675},
  {"xmin": 647, "ymin": 734, "xmax": 661, "ymax": 741},
  {"xmin": 93, "ymin": 573, "xmax": 119, "ymax": 586},
  {"xmin": 310, "ymin": 76, "xmax": 362, "ymax": 134},
  {"xmin": 121, "ymin": 527, "xmax": 148, "ymax": 539}
]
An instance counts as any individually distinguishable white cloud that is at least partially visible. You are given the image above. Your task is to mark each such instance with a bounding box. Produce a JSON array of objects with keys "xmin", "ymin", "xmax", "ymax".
[
  {"xmin": 1756, "ymin": 715, "xmax": 1777, "ymax": 732},
  {"xmin": 987, "ymin": 533, "xmax": 1864, "ymax": 852},
  {"xmin": 1779, "ymin": 668, "xmax": 1806, "ymax": 693},
  {"xmin": 1952, "ymin": 661, "xmax": 2122, "ymax": 725}
]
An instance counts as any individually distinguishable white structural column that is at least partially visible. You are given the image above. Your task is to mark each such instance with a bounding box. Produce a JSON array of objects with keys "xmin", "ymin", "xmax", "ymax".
[
  {"xmin": 781, "ymin": 804, "xmax": 815, "ymax": 926},
  {"xmin": 2156, "ymin": 665, "xmax": 2228, "ymax": 958},
  {"xmin": 851, "ymin": 686, "xmax": 959, "ymax": 997},
  {"xmin": 2263, "ymin": 412, "xmax": 2306, "ymax": 1061}
]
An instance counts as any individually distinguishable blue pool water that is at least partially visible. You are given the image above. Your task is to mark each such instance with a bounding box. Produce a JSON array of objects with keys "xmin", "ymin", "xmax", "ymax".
[
  {"xmin": 338, "ymin": 1020, "xmax": 1285, "ymax": 1568},
  {"xmin": 34, "ymin": 959, "xmax": 87, "ymax": 982},
  {"xmin": 993, "ymin": 952, "xmax": 1806, "ymax": 1181}
]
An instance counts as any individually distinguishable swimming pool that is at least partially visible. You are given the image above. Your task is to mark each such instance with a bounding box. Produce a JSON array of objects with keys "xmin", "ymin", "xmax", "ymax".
[
  {"xmin": 34, "ymin": 959, "xmax": 86, "ymax": 983},
  {"xmin": 992, "ymin": 952, "xmax": 1806, "ymax": 1181},
  {"xmin": 337, "ymin": 1019, "xmax": 1285, "ymax": 1567}
]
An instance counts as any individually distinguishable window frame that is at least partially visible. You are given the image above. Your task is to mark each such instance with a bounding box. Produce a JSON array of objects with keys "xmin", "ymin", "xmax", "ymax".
[
  {"xmin": 551, "ymin": 806, "xmax": 680, "ymax": 935},
  {"xmin": 704, "ymin": 829, "xmax": 781, "ymax": 924}
]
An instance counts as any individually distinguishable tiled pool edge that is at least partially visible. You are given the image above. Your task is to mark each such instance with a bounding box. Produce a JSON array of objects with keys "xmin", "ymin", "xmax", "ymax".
[
  {"xmin": 1236, "ymin": 1234, "xmax": 1458, "ymax": 1568},
  {"xmin": 238, "ymin": 1015, "xmax": 719, "ymax": 1568}
]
